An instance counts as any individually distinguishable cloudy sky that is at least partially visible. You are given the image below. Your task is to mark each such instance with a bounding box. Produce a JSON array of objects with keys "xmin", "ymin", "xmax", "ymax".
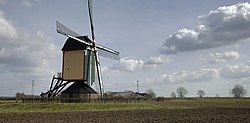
[{"xmin": 1, "ymin": 0, "xmax": 250, "ymax": 97}]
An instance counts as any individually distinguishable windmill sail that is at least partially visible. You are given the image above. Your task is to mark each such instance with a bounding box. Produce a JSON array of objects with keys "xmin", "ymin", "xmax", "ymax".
[
  {"xmin": 87, "ymin": 0, "xmax": 105, "ymax": 101},
  {"xmin": 84, "ymin": 50, "xmax": 91, "ymax": 83},
  {"xmin": 56, "ymin": 21, "xmax": 82, "ymax": 37},
  {"xmin": 56, "ymin": 21, "xmax": 119, "ymax": 60},
  {"xmin": 88, "ymin": 0, "xmax": 95, "ymax": 42},
  {"xmin": 97, "ymin": 48, "xmax": 120, "ymax": 60},
  {"xmin": 94, "ymin": 51, "xmax": 104, "ymax": 99},
  {"xmin": 85, "ymin": 50, "xmax": 96, "ymax": 86},
  {"xmin": 96, "ymin": 44, "xmax": 120, "ymax": 60},
  {"xmin": 90, "ymin": 53, "xmax": 96, "ymax": 85}
]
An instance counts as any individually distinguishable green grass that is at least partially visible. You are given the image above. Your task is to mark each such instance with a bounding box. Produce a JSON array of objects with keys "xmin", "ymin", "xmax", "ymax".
[
  {"xmin": 1, "ymin": 98, "xmax": 250, "ymax": 114},
  {"xmin": 0, "ymin": 102, "xmax": 188, "ymax": 113}
]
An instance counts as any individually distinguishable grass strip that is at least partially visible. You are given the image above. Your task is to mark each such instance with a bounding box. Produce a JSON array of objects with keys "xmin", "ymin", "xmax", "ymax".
[{"xmin": 0, "ymin": 102, "xmax": 190, "ymax": 114}]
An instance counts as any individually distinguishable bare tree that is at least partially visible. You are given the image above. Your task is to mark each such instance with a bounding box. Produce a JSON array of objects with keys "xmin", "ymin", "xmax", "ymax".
[
  {"xmin": 145, "ymin": 89, "xmax": 156, "ymax": 99},
  {"xmin": 170, "ymin": 92, "xmax": 176, "ymax": 98},
  {"xmin": 176, "ymin": 87, "xmax": 188, "ymax": 98},
  {"xmin": 232, "ymin": 84, "xmax": 247, "ymax": 98},
  {"xmin": 197, "ymin": 90, "xmax": 205, "ymax": 98},
  {"xmin": 16, "ymin": 92, "xmax": 25, "ymax": 99}
]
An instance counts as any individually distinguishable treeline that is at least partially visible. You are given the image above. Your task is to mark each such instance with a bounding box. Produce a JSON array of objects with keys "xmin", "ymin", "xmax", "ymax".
[{"xmin": 170, "ymin": 84, "xmax": 247, "ymax": 98}]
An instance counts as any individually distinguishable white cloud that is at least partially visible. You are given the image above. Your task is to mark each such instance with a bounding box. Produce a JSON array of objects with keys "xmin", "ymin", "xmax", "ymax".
[
  {"xmin": 0, "ymin": 30, "xmax": 58, "ymax": 78},
  {"xmin": 207, "ymin": 51, "xmax": 240, "ymax": 64},
  {"xmin": 146, "ymin": 55, "xmax": 171, "ymax": 65},
  {"xmin": 161, "ymin": 2, "xmax": 250, "ymax": 54},
  {"xmin": 102, "ymin": 66, "xmax": 121, "ymax": 78},
  {"xmin": 0, "ymin": 11, "xmax": 18, "ymax": 39},
  {"xmin": 104, "ymin": 55, "xmax": 170, "ymax": 72},
  {"xmin": 156, "ymin": 63, "xmax": 250, "ymax": 84},
  {"xmin": 18, "ymin": 0, "xmax": 40, "ymax": 7},
  {"xmin": 160, "ymin": 68, "xmax": 219, "ymax": 83},
  {"xmin": 0, "ymin": 11, "xmax": 59, "ymax": 90},
  {"xmin": 221, "ymin": 64, "xmax": 250, "ymax": 79}
]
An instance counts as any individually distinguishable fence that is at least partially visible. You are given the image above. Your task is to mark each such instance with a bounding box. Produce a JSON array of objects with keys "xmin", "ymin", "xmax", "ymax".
[
  {"xmin": 13, "ymin": 97, "xmax": 173, "ymax": 103},
  {"xmin": 4, "ymin": 97, "xmax": 250, "ymax": 103}
]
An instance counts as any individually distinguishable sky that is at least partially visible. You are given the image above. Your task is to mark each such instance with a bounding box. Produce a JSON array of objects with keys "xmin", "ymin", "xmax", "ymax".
[{"xmin": 0, "ymin": 0, "xmax": 250, "ymax": 97}]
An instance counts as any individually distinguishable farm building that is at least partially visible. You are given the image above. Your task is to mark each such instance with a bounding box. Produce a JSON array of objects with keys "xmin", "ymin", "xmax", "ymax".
[
  {"xmin": 105, "ymin": 91, "xmax": 149, "ymax": 100},
  {"xmin": 111, "ymin": 91, "xmax": 136, "ymax": 99},
  {"xmin": 61, "ymin": 82, "xmax": 98, "ymax": 102}
]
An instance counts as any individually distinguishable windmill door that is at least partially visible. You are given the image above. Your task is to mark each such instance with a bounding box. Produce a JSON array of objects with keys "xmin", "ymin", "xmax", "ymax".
[{"xmin": 62, "ymin": 50, "xmax": 85, "ymax": 80}]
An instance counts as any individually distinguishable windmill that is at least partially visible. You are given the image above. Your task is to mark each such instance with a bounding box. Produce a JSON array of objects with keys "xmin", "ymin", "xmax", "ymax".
[{"xmin": 41, "ymin": 0, "xmax": 119, "ymax": 101}]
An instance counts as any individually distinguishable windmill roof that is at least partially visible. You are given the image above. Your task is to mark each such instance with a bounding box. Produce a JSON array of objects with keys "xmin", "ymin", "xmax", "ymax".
[
  {"xmin": 61, "ymin": 36, "xmax": 92, "ymax": 51},
  {"xmin": 61, "ymin": 82, "xmax": 97, "ymax": 94}
]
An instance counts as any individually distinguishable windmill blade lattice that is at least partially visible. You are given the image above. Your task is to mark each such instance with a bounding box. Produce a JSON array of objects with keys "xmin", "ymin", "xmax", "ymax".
[
  {"xmin": 56, "ymin": 21, "xmax": 82, "ymax": 38},
  {"xmin": 97, "ymin": 47, "xmax": 120, "ymax": 60}
]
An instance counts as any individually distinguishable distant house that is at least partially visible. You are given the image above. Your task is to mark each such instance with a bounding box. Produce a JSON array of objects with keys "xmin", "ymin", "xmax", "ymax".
[
  {"xmin": 105, "ymin": 91, "xmax": 148, "ymax": 100},
  {"xmin": 111, "ymin": 91, "xmax": 136, "ymax": 99},
  {"xmin": 61, "ymin": 82, "xmax": 98, "ymax": 102}
]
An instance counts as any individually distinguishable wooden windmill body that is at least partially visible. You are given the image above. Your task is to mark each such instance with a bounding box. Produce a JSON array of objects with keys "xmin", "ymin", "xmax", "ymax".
[{"xmin": 61, "ymin": 36, "xmax": 95, "ymax": 85}]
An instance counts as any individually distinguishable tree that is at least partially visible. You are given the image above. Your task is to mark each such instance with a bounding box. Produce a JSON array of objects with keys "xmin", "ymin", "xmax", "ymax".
[
  {"xmin": 15, "ymin": 92, "xmax": 25, "ymax": 99},
  {"xmin": 176, "ymin": 87, "xmax": 188, "ymax": 98},
  {"xmin": 215, "ymin": 94, "xmax": 219, "ymax": 98},
  {"xmin": 145, "ymin": 89, "xmax": 156, "ymax": 99},
  {"xmin": 232, "ymin": 84, "xmax": 247, "ymax": 98},
  {"xmin": 170, "ymin": 92, "xmax": 176, "ymax": 98},
  {"xmin": 197, "ymin": 90, "xmax": 205, "ymax": 98},
  {"xmin": 104, "ymin": 91, "xmax": 113, "ymax": 99}
]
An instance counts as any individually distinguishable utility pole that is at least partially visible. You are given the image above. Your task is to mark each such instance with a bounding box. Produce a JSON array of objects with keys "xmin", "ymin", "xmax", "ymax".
[
  {"xmin": 137, "ymin": 80, "xmax": 139, "ymax": 93},
  {"xmin": 32, "ymin": 80, "xmax": 34, "ymax": 102},
  {"xmin": 136, "ymin": 80, "xmax": 139, "ymax": 103},
  {"xmin": 32, "ymin": 80, "xmax": 34, "ymax": 95}
]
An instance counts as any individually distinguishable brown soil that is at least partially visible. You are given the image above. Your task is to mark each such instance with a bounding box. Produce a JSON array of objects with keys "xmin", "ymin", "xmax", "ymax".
[{"xmin": 0, "ymin": 102, "xmax": 250, "ymax": 123}]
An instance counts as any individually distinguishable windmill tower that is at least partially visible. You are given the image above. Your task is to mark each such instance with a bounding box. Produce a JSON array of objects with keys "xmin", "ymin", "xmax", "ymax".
[{"xmin": 41, "ymin": 0, "xmax": 119, "ymax": 102}]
